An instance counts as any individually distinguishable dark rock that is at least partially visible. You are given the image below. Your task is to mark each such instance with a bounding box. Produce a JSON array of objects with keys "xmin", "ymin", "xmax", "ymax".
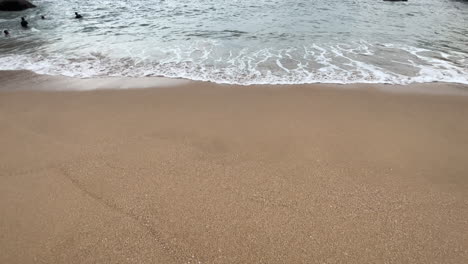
[{"xmin": 0, "ymin": 0, "xmax": 36, "ymax": 11}]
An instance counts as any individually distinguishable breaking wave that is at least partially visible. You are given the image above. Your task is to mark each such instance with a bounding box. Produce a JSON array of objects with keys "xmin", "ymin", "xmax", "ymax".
[{"xmin": 1, "ymin": 40, "xmax": 467, "ymax": 85}]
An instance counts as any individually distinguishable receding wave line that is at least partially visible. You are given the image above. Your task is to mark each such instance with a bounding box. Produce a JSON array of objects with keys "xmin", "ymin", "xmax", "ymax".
[{"xmin": 0, "ymin": 41, "xmax": 467, "ymax": 85}]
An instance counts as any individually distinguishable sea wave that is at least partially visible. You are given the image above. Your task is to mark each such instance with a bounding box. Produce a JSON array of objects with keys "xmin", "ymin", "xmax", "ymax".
[{"xmin": 0, "ymin": 42, "xmax": 467, "ymax": 85}]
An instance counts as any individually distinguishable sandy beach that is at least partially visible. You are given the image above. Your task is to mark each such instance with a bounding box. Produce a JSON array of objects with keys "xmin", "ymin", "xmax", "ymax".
[{"xmin": 1, "ymin": 71, "xmax": 467, "ymax": 264}]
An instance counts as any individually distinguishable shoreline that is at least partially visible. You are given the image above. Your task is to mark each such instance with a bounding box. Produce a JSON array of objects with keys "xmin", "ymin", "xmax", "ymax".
[
  {"xmin": 1, "ymin": 70, "xmax": 468, "ymax": 263},
  {"xmin": 1, "ymin": 70, "xmax": 468, "ymax": 96}
]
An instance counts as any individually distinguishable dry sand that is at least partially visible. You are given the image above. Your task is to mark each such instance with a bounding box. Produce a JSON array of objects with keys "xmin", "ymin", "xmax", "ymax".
[{"xmin": 1, "ymin": 71, "xmax": 467, "ymax": 264}]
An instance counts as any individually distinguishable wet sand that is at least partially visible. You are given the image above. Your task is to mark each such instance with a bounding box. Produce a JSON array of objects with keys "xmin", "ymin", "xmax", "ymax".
[{"xmin": 1, "ymin": 71, "xmax": 467, "ymax": 263}]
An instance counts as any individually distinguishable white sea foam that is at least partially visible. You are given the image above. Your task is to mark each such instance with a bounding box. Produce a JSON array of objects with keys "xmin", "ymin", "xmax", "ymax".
[{"xmin": 0, "ymin": 42, "xmax": 467, "ymax": 86}]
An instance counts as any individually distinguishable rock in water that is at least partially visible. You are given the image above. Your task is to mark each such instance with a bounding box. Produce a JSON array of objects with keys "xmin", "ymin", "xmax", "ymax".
[{"xmin": 0, "ymin": 0, "xmax": 36, "ymax": 11}]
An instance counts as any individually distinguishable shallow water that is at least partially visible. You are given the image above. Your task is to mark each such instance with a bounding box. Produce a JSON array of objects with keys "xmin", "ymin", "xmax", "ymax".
[{"xmin": 0, "ymin": 0, "xmax": 467, "ymax": 85}]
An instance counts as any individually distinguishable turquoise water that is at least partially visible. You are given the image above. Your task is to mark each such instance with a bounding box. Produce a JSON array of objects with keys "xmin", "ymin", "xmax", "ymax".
[{"xmin": 0, "ymin": 0, "xmax": 467, "ymax": 84}]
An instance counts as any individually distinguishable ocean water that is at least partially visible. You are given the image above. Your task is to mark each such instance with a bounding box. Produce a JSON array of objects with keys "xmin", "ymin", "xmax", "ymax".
[{"xmin": 0, "ymin": 0, "xmax": 467, "ymax": 85}]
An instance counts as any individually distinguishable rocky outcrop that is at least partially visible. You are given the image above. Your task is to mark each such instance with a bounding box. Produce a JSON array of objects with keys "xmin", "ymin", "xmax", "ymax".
[{"xmin": 0, "ymin": 0, "xmax": 36, "ymax": 11}]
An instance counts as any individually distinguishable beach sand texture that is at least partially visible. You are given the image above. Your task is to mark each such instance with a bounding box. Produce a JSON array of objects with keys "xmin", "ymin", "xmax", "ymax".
[{"xmin": 1, "ymin": 71, "xmax": 467, "ymax": 263}]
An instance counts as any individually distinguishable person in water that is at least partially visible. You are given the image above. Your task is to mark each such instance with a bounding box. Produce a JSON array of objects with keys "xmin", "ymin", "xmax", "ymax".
[
  {"xmin": 21, "ymin": 17, "xmax": 28, "ymax": 28},
  {"xmin": 75, "ymin": 12, "xmax": 83, "ymax": 19},
  {"xmin": 41, "ymin": 15, "xmax": 45, "ymax": 20},
  {"xmin": 4, "ymin": 30, "xmax": 9, "ymax": 37}
]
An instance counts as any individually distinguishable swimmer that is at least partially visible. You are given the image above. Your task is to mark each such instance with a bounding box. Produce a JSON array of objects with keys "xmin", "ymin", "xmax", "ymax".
[{"xmin": 21, "ymin": 17, "xmax": 28, "ymax": 28}]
